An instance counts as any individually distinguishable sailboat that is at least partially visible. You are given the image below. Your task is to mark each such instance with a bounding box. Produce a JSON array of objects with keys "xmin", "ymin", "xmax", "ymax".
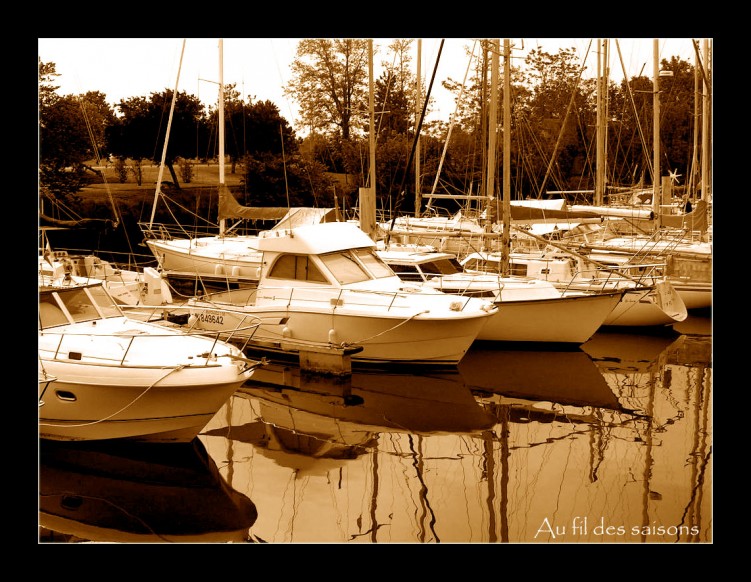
[
  {"xmin": 378, "ymin": 40, "xmax": 626, "ymax": 344},
  {"xmin": 560, "ymin": 39, "xmax": 712, "ymax": 311},
  {"xmin": 139, "ymin": 39, "xmax": 337, "ymax": 291}
]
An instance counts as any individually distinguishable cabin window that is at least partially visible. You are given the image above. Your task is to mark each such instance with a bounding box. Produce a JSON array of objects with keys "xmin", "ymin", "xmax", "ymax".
[
  {"xmin": 86, "ymin": 286, "xmax": 122, "ymax": 318},
  {"xmin": 268, "ymin": 254, "xmax": 328, "ymax": 283},
  {"xmin": 463, "ymin": 258, "xmax": 502, "ymax": 275},
  {"xmin": 352, "ymin": 248, "xmax": 394, "ymax": 279},
  {"xmin": 509, "ymin": 263, "xmax": 528, "ymax": 277}
]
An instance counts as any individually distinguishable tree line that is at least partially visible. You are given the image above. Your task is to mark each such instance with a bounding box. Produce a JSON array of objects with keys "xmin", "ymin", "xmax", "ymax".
[{"xmin": 39, "ymin": 38, "xmax": 709, "ymax": 224}]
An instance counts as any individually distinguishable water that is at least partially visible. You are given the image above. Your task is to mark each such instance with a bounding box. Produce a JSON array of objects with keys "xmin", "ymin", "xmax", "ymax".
[{"xmin": 39, "ymin": 315, "xmax": 712, "ymax": 544}]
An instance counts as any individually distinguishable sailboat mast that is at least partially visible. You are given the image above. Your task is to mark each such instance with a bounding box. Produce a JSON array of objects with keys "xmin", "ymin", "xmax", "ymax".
[
  {"xmin": 149, "ymin": 39, "xmax": 185, "ymax": 229},
  {"xmin": 359, "ymin": 39, "xmax": 376, "ymax": 239},
  {"xmin": 652, "ymin": 39, "xmax": 661, "ymax": 228},
  {"xmin": 485, "ymin": 40, "xmax": 498, "ymax": 238},
  {"xmin": 501, "ymin": 39, "xmax": 511, "ymax": 276},
  {"xmin": 595, "ymin": 39, "xmax": 608, "ymax": 206},
  {"xmin": 686, "ymin": 41, "xmax": 701, "ymax": 198},
  {"xmin": 414, "ymin": 39, "xmax": 422, "ymax": 217},
  {"xmin": 218, "ymin": 38, "xmax": 226, "ymax": 236},
  {"xmin": 700, "ymin": 39, "xmax": 710, "ymax": 203}
]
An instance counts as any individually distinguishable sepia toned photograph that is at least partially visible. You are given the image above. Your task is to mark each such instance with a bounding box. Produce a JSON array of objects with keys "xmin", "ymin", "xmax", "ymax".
[{"xmin": 38, "ymin": 38, "xmax": 712, "ymax": 543}]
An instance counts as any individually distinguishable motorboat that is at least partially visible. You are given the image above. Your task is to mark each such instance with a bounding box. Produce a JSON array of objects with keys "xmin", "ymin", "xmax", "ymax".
[
  {"xmin": 39, "ymin": 247, "xmax": 173, "ymax": 318},
  {"xmin": 38, "ymin": 280, "xmax": 260, "ymax": 443},
  {"xmin": 460, "ymin": 249, "xmax": 688, "ymax": 327},
  {"xmin": 378, "ymin": 248, "xmax": 624, "ymax": 344},
  {"xmin": 184, "ymin": 221, "xmax": 497, "ymax": 367}
]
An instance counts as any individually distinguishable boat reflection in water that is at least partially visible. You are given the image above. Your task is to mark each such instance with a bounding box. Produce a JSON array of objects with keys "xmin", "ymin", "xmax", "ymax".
[
  {"xmin": 202, "ymin": 364, "xmax": 496, "ymax": 478},
  {"xmin": 39, "ymin": 438, "xmax": 259, "ymax": 543},
  {"xmin": 200, "ymin": 327, "xmax": 711, "ymax": 543}
]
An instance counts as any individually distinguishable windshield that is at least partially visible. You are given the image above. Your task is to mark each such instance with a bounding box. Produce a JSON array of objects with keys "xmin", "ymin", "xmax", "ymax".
[
  {"xmin": 39, "ymin": 286, "xmax": 122, "ymax": 329},
  {"xmin": 319, "ymin": 250, "xmax": 372, "ymax": 285},
  {"xmin": 419, "ymin": 257, "xmax": 462, "ymax": 276}
]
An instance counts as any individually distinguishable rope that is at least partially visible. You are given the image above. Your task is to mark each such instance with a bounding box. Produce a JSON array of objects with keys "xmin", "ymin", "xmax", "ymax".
[
  {"xmin": 38, "ymin": 365, "xmax": 186, "ymax": 429},
  {"xmin": 338, "ymin": 310, "xmax": 429, "ymax": 346}
]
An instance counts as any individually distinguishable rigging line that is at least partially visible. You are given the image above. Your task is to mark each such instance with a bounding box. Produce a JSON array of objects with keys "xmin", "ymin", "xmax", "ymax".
[
  {"xmin": 77, "ymin": 95, "xmax": 121, "ymax": 230},
  {"xmin": 387, "ymin": 39, "xmax": 444, "ymax": 242},
  {"xmin": 614, "ymin": 39, "xmax": 653, "ymax": 182},
  {"xmin": 427, "ymin": 40, "xmax": 478, "ymax": 208},
  {"xmin": 280, "ymin": 124, "xmax": 291, "ymax": 210},
  {"xmin": 536, "ymin": 39, "xmax": 593, "ymax": 199}
]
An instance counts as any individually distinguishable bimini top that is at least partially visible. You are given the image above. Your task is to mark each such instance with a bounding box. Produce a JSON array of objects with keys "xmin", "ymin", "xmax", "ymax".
[{"xmin": 257, "ymin": 222, "xmax": 376, "ymax": 255}]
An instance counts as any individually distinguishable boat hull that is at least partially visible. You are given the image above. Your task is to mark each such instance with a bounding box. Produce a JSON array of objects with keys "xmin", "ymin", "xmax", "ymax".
[
  {"xmin": 601, "ymin": 282, "xmax": 687, "ymax": 326},
  {"xmin": 671, "ymin": 281, "xmax": 712, "ymax": 310},
  {"xmin": 188, "ymin": 293, "xmax": 492, "ymax": 367},
  {"xmin": 38, "ymin": 317, "xmax": 253, "ymax": 443},
  {"xmin": 476, "ymin": 292, "xmax": 623, "ymax": 343},
  {"xmin": 38, "ymin": 369, "xmax": 249, "ymax": 443},
  {"xmin": 192, "ymin": 305, "xmax": 488, "ymax": 367},
  {"xmin": 146, "ymin": 238, "xmax": 262, "ymax": 282}
]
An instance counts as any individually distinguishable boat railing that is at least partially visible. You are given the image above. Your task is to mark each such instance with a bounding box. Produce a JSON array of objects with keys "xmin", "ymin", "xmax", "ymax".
[
  {"xmin": 566, "ymin": 261, "xmax": 665, "ymax": 291},
  {"xmin": 250, "ymin": 284, "xmax": 487, "ymax": 315},
  {"xmin": 138, "ymin": 221, "xmax": 219, "ymax": 242},
  {"xmin": 39, "ymin": 325, "xmax": 253, "ymax": 368}
]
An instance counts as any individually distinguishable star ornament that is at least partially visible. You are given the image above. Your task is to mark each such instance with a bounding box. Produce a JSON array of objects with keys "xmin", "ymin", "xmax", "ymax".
[{"xmin": 668, "ymin": 169, "xmax": 682, "ymax": 184}]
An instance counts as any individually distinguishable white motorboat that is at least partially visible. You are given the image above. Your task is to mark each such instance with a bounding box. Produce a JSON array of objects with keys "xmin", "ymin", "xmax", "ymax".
[
  {"xmin": 185, "ymin": 221, "xmax": 497, "ymax": 367},
  {"xmin": 572, "ymin": 235, "xmax": 712, "ymax": 311},
  {"xmin": 39, "ymin": 247, "xmax": 173, "ymax": 313},
  {"xmin": 38, "ymin": 280, "xmax": 260, "ymax": 443},
  {"xmin": 378, "ymin": 248, "xmax": 624, "ymax": 344},
  {"xmin": 460, "ymin": 249, "xmax": 688, "ymax": 327}
]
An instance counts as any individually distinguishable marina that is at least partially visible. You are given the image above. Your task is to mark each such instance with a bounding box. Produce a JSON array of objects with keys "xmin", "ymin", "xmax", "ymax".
[{"xmin": 39, "ymin": 37, "xmax": 712, "ymax": 544}]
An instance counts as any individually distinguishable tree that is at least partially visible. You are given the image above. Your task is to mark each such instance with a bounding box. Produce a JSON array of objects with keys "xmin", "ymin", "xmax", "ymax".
[
  {"xmin": 374, "ymin": 39, "xmax": 417, "ymax": 138},
  {"xmin": 39, "ymin": 60, "xmax": 112, "ymax": 211},
  {"xmin": 106, "ymin": 90, "xmax": 208, "ymax": 188},
  {"xmin": 285, "ymin": 39, "xmax": 370, "ymax": 141}
]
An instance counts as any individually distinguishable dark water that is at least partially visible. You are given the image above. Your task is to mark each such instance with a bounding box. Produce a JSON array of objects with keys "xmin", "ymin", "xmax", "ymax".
[{"xmin": 39, "ymin": 314, "xmax": 712, "ymax": 544}]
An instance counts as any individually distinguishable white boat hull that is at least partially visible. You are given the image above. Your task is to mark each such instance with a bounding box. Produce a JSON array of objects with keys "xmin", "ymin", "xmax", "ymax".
[
  {"xmin": 189, "ymin": 299, "xmax": 490, "ymax": 367},
  {"xmin": 146, "ymin": 237, "xmax": 262, "ymax": 281},
  {"xmin": 601, "ymin": 282, "xmax": 687, "ymax": 326},
  {"xmin": 671, "ymin": 281, "xmax": 712, "ymax": 310},
  {"xmin": 38, "ymin": 366, "xmax": 250, "ymax": 443},
  {"xmin": 475, "ymin": 292, "xmax": 623, "ymax": 343}
]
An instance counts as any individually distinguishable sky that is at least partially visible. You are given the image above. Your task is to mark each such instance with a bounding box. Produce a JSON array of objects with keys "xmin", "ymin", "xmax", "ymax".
[{"xmin": 38, "ymin": 38, "xmax": 703, "ymax": 132}]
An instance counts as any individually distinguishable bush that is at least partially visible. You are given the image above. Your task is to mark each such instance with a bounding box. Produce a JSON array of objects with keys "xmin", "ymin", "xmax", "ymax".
[{"xmin": 178, "ymin": 157, "xmax": 194, "ymax": 183}]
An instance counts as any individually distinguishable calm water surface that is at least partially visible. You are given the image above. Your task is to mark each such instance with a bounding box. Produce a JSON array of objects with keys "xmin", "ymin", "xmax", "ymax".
[{"xmin": 39, "ymin": 315, "xmax": 712, "ymax": 544}]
